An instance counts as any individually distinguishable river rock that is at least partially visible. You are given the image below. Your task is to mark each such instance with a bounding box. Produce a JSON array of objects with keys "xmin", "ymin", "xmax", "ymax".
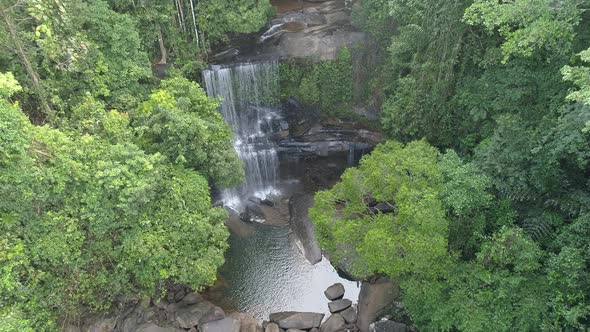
[
  {"xmin": 288, "ymin": 193, "xmax": 322, "ymax": 264},
  {"xmin": 261, "ymin": 198, "xmax": 275, "ymax": 206},
  {"xmin": 265, "ymin": 322, "xmax": 280, "ymax": 332},
  {"xmin": 357, "ymin": 278, "xmax": 400, "ymax": 332},
  {"xmin": 182, "ymin": 292, "xmax": 201, "ymax": 305},
  {"xmin": 369, "ymin": 320, "xmax": 408, "ymax": 332},
  {"xmin": 175, "ymin": 301, "xmax": 225, "ymax": 328},
  {"xmin": 241, "ymin": 201, "xmax": 266, "ymax": 223},
  {"xmin": 199, "ymin": 317, "xmax": 240, "ymax": 332},
  {"xmin": 328, "ymin": 299, "xmax": 352, "ymax": 313},
  {"xmin": 249, "ymin": 197, "xmax": 262, "ymax": 204},
  {"xmin": 86, "ymin": 316, "xmax": 117, "ymax": 332},
  {"xmin": 340, "ymin": 306, "xmax": 357, "ymax": 324},
  {"xmin": 135, "ymin": 323, "xmax": 184, "ymax": 332},
  {"xmin": 230, "ymin": 312, "xmax": 262, "ymax": 332},
  {"xmin": 320, "ymin": 313, "xmax": 346, "ymax": 332},
  {"xmin": 324, "ymin": 283, "xmax": 345, "ymax": 300},
  {"xmin": 269, "ymin": 311, "xmax": 324, "ymax": 330}
]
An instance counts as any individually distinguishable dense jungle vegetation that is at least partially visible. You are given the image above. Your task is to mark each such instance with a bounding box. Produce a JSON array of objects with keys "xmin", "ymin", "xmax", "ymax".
[
  {"xmin": 312, "ymin": 0, "xmax": 590, "ymax": 330},
  {"xmin": 0, "ymin": 0, "xmax": 589, "ymax": 331},
  {"xmin": 0, "ymin": 0, "xmax": 264, "ymax": 329}
]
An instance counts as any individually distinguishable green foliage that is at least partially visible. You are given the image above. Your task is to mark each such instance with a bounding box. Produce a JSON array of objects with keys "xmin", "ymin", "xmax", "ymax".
[
  {"xmin": 0, "ymin": 308, "xmax": 34, "ymax": 332},
  {"xmin": 0, "ymin": 72, "xmax": 21, "ymax": 99},
  {"xmin": 0, "ymin": 98, "xmax": 230, "ymax": 328},
  {"xmin": 133, "ymin": 77, "xmax": 244, "ymax": 187},
  {"xmin": 0, "ymin": 0, "xmax": 152, "ymax": 119},
  {"xmin": 321, "ymin": 0, "xmax": 590, "ymax": 330},
  {"xmin": 279, "ymin": 48, "xmax": 354, "ymax": 116},
  {"xmin": 562, "ymin": 47, "xmax": 590, "ymax": 106},
  {"xmin": 311, "ymin": 140, "xmax": 450, "ymax": 280},
  {"xmin": 379, "ymin": 0, "xmax": 471, "ymax": 146},
  {"xmin": 407, "ymin": 227, "xmax": 550, "ymax": 332},
  {"xmin": 464, "ymin": 0, "xmax": 582, "ymax": 61},
  {"xmin": 196, "ymin": 0, "xmax": 274, "ymax": 44},
  {"xmin": 439, "ymin": 150, "xmax": 495, "ymax": 257}
]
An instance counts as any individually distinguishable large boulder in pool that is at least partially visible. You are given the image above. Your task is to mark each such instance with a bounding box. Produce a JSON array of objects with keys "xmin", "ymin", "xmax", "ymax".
[
  {"xmin": 324, "ymin": 283, "xmax": 345, "ymax": 300},
  {"xmin": 288, "ymin": 193, "xmax": 322, "ymax": 264},
  {"xmin": 328, "ymin": 298, "xmax": 352, "ymax": 313},
  {"xmin": 269, "ymin": 311, "xmax": 324, "ymax": 330}
]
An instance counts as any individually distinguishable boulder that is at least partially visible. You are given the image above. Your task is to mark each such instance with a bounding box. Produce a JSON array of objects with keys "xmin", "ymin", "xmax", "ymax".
[
  {"xmin": 87, "ymin": 316, "xmax": 117, "ymax": 332},
  {"xmin": 174, "ymin": 301, "xmax": 225, "ymax": 329},
  {"xmin": 182, "ymin": 292, "xmax": 201, "ymax": 305},
  {"xmin": 173, "ymin": 289, "xmax": 186, "ymax": 302},
  {"xmin": 328, "ymin": 299, "xmax": 352, "ymax": 313},
  {"xmin": 211, "ymin": 48, "xmax": 239, "ymax": 62},
  {"xmin": 324, "ymin": 283, "xmax": 345, "ymax": 300},
  {"xmin": 269, "ymin": 311, "xmax": 324, "ymax": 330},
  {"xmin": 199, "ymin": 317, "xmax": 240, "ymax": 332},
  {"xmin": 339, "ymin": 307, "xmax": 357, "ymax": 324},
  {"xmin": 286, "ymin": 330, "xmax": 306, "ymax": 332},
  {"xmin": 357, "ymin": 279, "xmax": 400, "ymax": 332},
  {"xmin": 320, "ymin": 314, "xmax": 346, "ymax": 332},
  {"xmin": 288, "ymin": 193, "xmax": 322, "ymax": 264},
  {"xmin": 310, "ymin": 328, "xmax": 319, "ymax": 332},
  {"xmin": 135, "ymin": 323, "xmax": 184, "ymax": 332},
  {"xmin": 265, "ymin": 322, "xmax": 280, "ymax": 332},
  {"xmin": 229, "ymin": 312, "xmax": 262, "ymax": 332},
  {"xmin": 369, "ymin": 320, "xmax": 408, "ymax": 332},
  {"xmin": 249, "ymin": 197, "xmax": 262, "ymax": 205},
  {"xmin": 63, "ymin": 325, "xmax": 81, "ymax": 332},
  {"xmin": 241, "ymin": 201, "xmax": 266, "ymax": 223},
  {"xmin": 261, "ymin": 198, "xmax": 275, "ymax": 207}
]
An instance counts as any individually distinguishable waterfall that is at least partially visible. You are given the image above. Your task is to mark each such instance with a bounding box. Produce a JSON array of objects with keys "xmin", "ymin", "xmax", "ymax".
[{"xmin": 203, "ymin": 61, "xmax": 284, "ymax": 211}]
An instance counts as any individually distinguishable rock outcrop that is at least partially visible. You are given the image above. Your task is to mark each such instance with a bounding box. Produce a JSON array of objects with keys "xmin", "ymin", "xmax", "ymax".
[
  {"xmin": 269, "ymin": 311, "xmax": 325, "ymax": 330},
  {"xmin": 288, "ymin": 193, "xmax": 323, "ymax": 264},
  {"xmin": 328, "ymin": 298, "xmax": 352, "ymax": 313},
  {"xmin": 324, "ymin": 283, "xmax": 345, "ymax": 300},
  {"xmin": 276, "ymin": 98, "xmax": 382, "ymax": 160},
  {"xmin": 320, "ymin": 313, "xmax": 346, "ymax": 332},
  {"xmin": 199, "ymin": 317, "xmax": 240, "ymax": 332},
  {"xmin": 357, "ymin": 278, "xmax": 400, "ymax": 332},
  {"xmin": 261, "ymin": 1, "xmax": 364, "ymax": 61},
  {"xmin": 369, "ymin": 320, "xmax": 409, "ymax": 332}
]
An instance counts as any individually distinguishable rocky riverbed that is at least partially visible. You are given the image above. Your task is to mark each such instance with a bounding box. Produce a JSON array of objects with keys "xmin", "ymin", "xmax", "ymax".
[{"xmin": 69, "ymin": 280, "xmax": 411, "ymax": 332}]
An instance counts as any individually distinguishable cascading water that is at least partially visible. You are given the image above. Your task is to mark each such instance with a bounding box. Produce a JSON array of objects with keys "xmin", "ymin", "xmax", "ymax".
[
  {"xmin": 203, "ymin": 61, "xmax": 285, "ymax": 211},
  {"xmin": 201, "ymin": 61, "xmax": 362, "ymax": 321}
]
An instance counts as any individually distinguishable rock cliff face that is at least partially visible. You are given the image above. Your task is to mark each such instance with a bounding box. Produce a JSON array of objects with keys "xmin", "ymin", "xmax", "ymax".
[
  {"xmin": 211, "ymin": 0, "xmax": 365, "ymax": 63},
  {"xmin": 262, "ymin": 0, "xmax": 364, "ymax": 61}
]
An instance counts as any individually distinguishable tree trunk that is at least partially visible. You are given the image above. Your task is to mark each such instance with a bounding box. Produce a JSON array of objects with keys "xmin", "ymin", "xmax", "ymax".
[
  {"xmin": 157, "ymin": 27, "xmax": 167, "ymax": 64},
  {"xmin": 1, "ymin": 9, "xmax": 53, "ymax": 118},
  {"xmin": 189, "ymin": 0, "xmax": 199, "ymax": 47}
]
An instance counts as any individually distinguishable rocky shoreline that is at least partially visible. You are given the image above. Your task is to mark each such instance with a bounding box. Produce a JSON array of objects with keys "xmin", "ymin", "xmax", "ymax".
[{"xmin": 69, "ymin": 281, "xmax": 411, "ymax": 332}]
